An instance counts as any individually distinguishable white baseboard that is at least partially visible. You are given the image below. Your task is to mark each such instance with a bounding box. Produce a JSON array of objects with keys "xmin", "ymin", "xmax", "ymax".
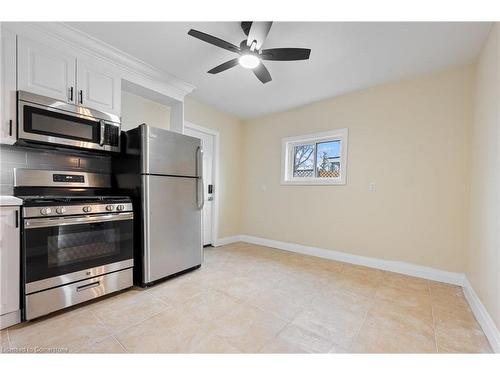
[
  {"xmin": 213, "ymin": 236, "xmax": 243, "ymax": 247},
  {"xmin": 463, "ymin": 278, "xmax": 500, "ymax": 353},
  {"xmin": 239, "ymin": 234, "xmax": 464, "ymax": 286},
  {"xmin": 215, "ymin": 233, "xmax": 499, "ymax": 352}
]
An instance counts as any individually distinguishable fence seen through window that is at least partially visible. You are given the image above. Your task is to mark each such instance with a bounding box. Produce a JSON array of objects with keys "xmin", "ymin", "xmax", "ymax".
[{"xmin": 293, "ymin": 140, "xmax": 341, "ymax": 178}]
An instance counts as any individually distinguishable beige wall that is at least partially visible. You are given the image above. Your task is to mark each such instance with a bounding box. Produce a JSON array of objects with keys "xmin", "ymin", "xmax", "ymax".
[
  {"xmin": 181, "ymin": 36, "xmax": 499, "ymax": 334},
  {"xmin": 241, "ymin": 65, "xmax": 475, "ymax": 273},
  {"xmin": 467, "ymin": 24, "xmax": 500, "ymax": 329},
  {"xmin": 121, "ymin": 91, "xmax": 171, "ymax": 131},
  {"xmin": 184, "ymin": 96, "xmax": 244, "ymax": 239}
]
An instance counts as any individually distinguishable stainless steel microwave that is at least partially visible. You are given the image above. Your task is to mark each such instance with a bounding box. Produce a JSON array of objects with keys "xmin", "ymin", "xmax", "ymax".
[{"xmin": 17, "ymin": 91, "xmax": 121, "ymax": 153}]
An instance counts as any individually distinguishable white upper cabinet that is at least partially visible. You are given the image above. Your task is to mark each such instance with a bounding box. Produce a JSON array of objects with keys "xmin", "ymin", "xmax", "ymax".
[
  {"xmin": 17, "ymin": 36, "xmax": 121, "ymax": 116},
  {"xmin": 1, "ymin": 28, "xmax": 17, "ymax": 145},
  {"xmin": 77, "ymin": 59, "xmax": 121, "ymax": 115},
  {"xmin": 17, "ymin": 36, "xmax": 76, "ymax": 103},
  {"xmin": 1, "ymin": 23, "xmax": 192, "ymax": 133}
]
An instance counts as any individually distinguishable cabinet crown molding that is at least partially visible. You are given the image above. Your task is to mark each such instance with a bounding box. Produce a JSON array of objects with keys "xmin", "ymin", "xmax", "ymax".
[{"xmin": 4, "ymin": 22, "xmax": 196, "ymax": 101}]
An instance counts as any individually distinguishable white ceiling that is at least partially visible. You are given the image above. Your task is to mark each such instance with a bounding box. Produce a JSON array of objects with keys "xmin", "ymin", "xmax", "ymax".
[{"xmin": 67, "ymin": 22, "xmax": 491, "ymax": 119}]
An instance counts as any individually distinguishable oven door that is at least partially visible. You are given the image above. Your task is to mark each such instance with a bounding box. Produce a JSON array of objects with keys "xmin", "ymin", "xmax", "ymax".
[{"xmin": 23, "ymin": 212, "xmax": 134, "ymax": 293}]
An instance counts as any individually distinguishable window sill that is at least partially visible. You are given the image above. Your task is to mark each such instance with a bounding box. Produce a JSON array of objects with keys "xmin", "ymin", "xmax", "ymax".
[{"xmin": 281, "ymin": 179, "xmax": 346, "ymax": 186}]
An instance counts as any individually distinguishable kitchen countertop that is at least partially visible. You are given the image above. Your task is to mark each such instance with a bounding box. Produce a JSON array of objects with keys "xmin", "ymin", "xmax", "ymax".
[{"xmin": 0, "ymin": 195, "xmax": 22, "ymax": 206}]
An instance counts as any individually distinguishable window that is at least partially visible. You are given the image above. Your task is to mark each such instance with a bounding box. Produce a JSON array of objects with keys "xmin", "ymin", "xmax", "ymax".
[{"xmin": 281, "ymin": 128, "xmax": 348, "ymax": 185}]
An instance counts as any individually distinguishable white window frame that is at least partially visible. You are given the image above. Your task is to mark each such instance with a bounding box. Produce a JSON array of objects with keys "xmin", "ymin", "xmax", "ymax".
[{"xmin": 281, "ymin": 128, "xmax": 348, "ymax": 185}]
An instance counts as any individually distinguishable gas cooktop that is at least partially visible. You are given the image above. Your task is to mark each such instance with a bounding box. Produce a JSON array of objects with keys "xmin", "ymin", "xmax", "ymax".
[
  {"xmin": 19, "ymin": 195, "xmax": 130, "ymax": 203},
  {"xmin": 14, "ymin": 170, "xmax": 133, "ymax": 216}
]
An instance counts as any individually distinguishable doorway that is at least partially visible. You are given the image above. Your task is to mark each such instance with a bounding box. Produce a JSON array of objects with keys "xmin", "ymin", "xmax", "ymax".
[{"xmin": 184, "ymin": 122, "xmax": 219, "ymax": 247}]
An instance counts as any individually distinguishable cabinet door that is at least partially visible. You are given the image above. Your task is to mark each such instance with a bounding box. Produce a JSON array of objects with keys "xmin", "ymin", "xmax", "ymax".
[
  {"xmin": 17, "ymin": 36, "xmax": 76, "ymax": 103},
  {"xmin": 0, "ymin": 28, "xmax": 17, "ymax": 145},
  {"xmin": 0, "ymin": 206, "xmax": 20, "ymax": 316},
  {"xmin": 77, "ymin": 59, "xmax": 121, "ymax": 115}
]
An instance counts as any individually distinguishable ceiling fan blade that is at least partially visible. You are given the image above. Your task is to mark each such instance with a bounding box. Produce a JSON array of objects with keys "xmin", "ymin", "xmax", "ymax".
[
  {"xmin": 261, "ymin": 48, "xmax": 311, "ymax": 61},
  {"xmin": 188, "ymin": 29, "xmax": 240, "ymax": 53},
  {"xmin": 247, "ymin": 22, "xmax": 273, "ymax": 50},
  {"xmin": 207, "ymin": 58, "xmax": 239, "ymax": 74},
  {"xmin": 253, "ymin": 63, "xmax": 272, "ymax": 84}
]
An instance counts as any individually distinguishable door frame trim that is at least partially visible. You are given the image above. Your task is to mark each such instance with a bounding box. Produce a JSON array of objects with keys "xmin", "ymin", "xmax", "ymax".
[{"xmin": 184, "ymin": 121, "xmax": 220, "ymax": 246}]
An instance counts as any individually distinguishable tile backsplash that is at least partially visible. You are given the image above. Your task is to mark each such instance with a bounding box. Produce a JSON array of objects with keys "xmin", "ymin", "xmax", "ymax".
[{"xmin": 0, "ymin": 144, "xmax": 111, "ymax": 195}]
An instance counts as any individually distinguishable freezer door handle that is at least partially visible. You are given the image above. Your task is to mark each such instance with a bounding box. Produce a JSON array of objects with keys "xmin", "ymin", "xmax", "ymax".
[{"xmin": 196, "ymin": 146, "xmax": 204, "ymax": 210}]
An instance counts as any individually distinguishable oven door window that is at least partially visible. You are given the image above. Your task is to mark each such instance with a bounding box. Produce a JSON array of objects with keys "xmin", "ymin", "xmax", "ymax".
[
  {"xmin": 24, "ymin": 218, "xmax": 133, "ymax": 283},
  {"xmin": 24, "ymin": 105, "xmax": 100, "ymax": 143}
]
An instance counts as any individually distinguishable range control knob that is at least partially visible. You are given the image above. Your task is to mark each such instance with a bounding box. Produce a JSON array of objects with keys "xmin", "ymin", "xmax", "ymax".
[
  {"xmin": 82, "ymin": 206, "xmax": 92, "ymax": 213},
  {"xmin": 116, "ymin": 204, "xmax": 125, "ymax": 211},
  {"xmin": 106, "ymin": 205, "xmax": 115, "ymax": 211},
  {"xmin": 40, "ymin": 207, "xmax": 52, "ymax": 216},
  {"xmin": 56, "ymin": 207, "xmax": 66, "ymax": 215}
]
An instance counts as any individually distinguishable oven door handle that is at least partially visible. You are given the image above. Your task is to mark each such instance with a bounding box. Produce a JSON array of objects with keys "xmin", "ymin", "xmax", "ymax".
[{"xmin": 24, "ymin": 212, "xmax": 134, "ymax": 229}]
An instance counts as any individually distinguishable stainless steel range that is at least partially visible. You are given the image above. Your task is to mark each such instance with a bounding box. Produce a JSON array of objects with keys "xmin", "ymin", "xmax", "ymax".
[{"xmin": 14, "ymin": 169, "xmax": 134, "ymax": 320}]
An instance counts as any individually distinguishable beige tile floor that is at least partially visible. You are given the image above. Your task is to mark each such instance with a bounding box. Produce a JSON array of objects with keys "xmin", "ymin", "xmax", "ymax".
[{"xmin": 1, "ymin": 242, "xmax": 492, "ymax": 353}]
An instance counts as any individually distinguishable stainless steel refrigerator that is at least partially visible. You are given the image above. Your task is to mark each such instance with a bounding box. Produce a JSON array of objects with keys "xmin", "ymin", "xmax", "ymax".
[{"xmin": 113, "ymin": 124, "xmax": 203, "ymax": 286}]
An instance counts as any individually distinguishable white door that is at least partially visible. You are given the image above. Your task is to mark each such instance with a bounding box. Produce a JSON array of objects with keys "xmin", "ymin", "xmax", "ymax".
[
  {"xmin": 17, "ymin": 36, "xmax": 76, "ymax": 103},
  {"xmin": 76, "ymin": 60, "xmax": 121, "ymax": 115},
  {"xmin": 184, "ymin": 126, "xmax": 215, "ymax": 246}
]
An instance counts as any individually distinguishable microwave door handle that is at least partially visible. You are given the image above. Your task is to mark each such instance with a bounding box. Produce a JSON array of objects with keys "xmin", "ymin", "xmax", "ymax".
[{"xmin": 99, "ymin": 120, "xmax": 105, "ymax": 146}]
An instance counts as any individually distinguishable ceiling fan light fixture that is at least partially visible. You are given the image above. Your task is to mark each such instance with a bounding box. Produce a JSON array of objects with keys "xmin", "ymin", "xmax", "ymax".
[
  {"xmin": 238, "ymin": 53, "xmax": 260, "ymax": 69},
  {"xmin": 188, "ymin": 22, "xmax": 311, "ymax": 84}
]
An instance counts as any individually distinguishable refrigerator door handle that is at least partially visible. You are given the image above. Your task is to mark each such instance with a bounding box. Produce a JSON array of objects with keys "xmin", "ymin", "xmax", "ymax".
[{"xmin": 196, "ymin": 146, "xmax": 205, "ymax": 210}]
